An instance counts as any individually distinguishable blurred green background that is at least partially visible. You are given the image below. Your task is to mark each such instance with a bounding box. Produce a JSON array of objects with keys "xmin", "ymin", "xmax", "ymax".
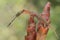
[{"xmin": 0, "ymin": 0, "xmax": 60, "ymax": 40}]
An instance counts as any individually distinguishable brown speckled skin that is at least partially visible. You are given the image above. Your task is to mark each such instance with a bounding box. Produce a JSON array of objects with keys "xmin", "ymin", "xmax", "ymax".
[
  {"xmin": 36, "ymin": 2, "xmax": 51, "ymax": 40},
  {"xmin": 25, "ymin": 14, "xmax": 36, "ymax": 40},
  {"xmin": 25, "ymin": 2, "xmax": 51, "ymax": 40}
]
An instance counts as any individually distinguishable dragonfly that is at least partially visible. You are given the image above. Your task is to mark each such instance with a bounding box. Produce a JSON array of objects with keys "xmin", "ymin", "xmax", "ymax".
[{"xmin": 7, "ymin": 2, "xmax": 58, "ymax": 40}]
